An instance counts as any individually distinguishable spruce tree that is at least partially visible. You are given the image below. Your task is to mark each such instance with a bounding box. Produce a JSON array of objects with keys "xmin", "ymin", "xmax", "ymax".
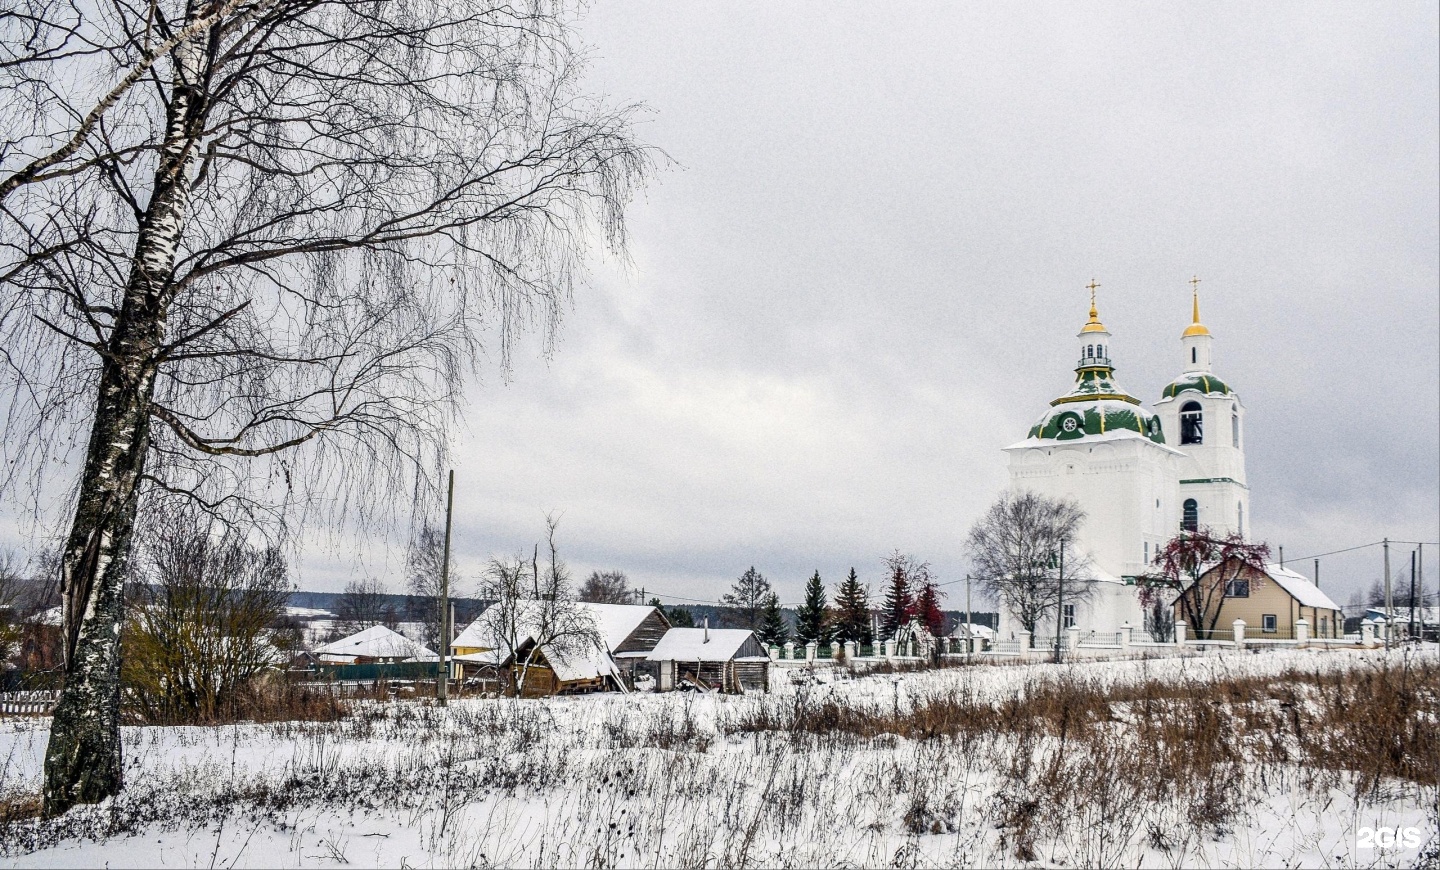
[
  {"xmin": 757, "ymin": 592, "xmax": 790, "ymax": 646},
  {"xmin": 722, "ymin": 566, "xmax": 773, "ymax": 632},
  {"xmin": 880, "ymin": 552, "xmax": 914, "ymax": 639},
  {"xmin": 794, "ymin": 570, "xmax": 831, "ymax": 644},
  {"xmin": 912, "ymin": 572, "xmax": 946, "ymax": 636},
  {"xmin": 833, "ymin": 567, "xmax": 873, "ymax": 644}
]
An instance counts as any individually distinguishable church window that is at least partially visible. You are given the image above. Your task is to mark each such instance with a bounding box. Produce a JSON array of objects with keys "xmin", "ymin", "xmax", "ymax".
[
  {"xmin": 1237, "ymin": 502, "xmax": 1244, "ymax": 535},
  {"xmin": 1225, "ymin": 577, "xmax": 1250, "ymax": 598},
  {"xmin": 1232, "ymin": 411, "xmax": 1240, "ymax": 447},
  {"xmin": 1191, "ymin": 347, "xmax": 1197, "ymax": 364},
  {"xmin": 1182, "ymin": 498, "xmax": 1198, "ymax": 532},
  {"xmin": 1062, "ymin": 604, "xmax": 1076, "ymax": 629},
  {"xmin": 1086, "ymin": 344, "xmax": 1094, "ymax": 359},
  {"xmin": 1180, "ymin": 401, "xmax": 1203, "ymax": 444}
]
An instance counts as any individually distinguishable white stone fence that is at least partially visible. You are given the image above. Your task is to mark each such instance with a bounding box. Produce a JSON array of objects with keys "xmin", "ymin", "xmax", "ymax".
[{"xmin": 0, "ymin": 689, "xmax": 60, "ymax": 716}]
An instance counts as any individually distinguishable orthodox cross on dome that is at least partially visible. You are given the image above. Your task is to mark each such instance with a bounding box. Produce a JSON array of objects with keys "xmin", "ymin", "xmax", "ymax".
[
  {"xmin": 1080, "ymin": 278, "xmax": 1107, "ymax": 334},
  {"xmin": 1183, "ymin": 274, "xmax": 1210, "ymax": 337}
]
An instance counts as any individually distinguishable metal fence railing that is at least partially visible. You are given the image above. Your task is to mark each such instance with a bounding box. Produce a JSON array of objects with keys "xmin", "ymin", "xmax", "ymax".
[{"xmin": 1245, "ymin": 626, "xmax": 1294, "ymax": 640}]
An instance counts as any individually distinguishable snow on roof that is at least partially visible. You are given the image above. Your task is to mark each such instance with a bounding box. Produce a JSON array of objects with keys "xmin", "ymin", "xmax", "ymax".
[
  {"xmin": 449, "ymin": 601, "xmax": 629, "ymax": 684},
  {"xmin": 646, "ymin": 627, "xmax": 755, "ymax": 662},
  {"xmin": 582, "ymin": 603, "xmax": 663, "ymax": 650},
  {"xmin": 451, "ymin": 602, "xmax": 658, "ymax": 653},
  {"xmin": 313, "ymin": 625, "xmax": 437, "ymax": 661},
  {"xmin": 1264, "ymin": 564, "xmax": 1342, "ymax": 611},
  {"xmin": 26, "ymin": 605, "xmax": 61, "ymax": 626},
  {"xmin": 948, "ymin": 623, "xmax": 996, "ymax": 639},
  {"xmin": 284, "ymin": 606, "xmax": 336, "ymax": 620},
  {"xmin": 1002, "ymin": 428, "xmax": 1184, "ymax": 455}
]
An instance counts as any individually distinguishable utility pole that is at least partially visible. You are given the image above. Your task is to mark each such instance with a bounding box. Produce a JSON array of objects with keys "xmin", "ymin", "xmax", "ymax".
[
  {"xmin": 965, "ymin": 574, "xmax": 973, "ymax": 660},
  {"xmin": 1054, "ymin": 539, "xmax": 1065, "ymax": 664},
  {"xmin": 1383, "ymin": 537, "xmax": 1392, "ymax": 650},
  {"xmin": 1313, "ymin": 559, "xmax": 1320, "ymax": 589},
  {"xmin": 1279, "ymin": 546, "xmax": 1284, "ymax": 569},
  {"xmin": 438, "ymin": 469, "xmax": 454, "ymax": 705},
  {"xmin": 1409, "ymin": 549, "xmax": 1417, "ymax": 641}
]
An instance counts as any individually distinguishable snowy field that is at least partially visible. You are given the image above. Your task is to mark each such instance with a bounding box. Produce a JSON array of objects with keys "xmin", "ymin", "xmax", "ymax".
[{"xmin": 1, "ymin": 647, "xmax": 1435, "ymax": 868}]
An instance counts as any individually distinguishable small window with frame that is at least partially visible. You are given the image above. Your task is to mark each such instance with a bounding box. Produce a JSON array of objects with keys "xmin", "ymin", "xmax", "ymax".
[
  {"xmin": 1062, "ymin": 604, "xmax": 1076, "ymax": 629},
  {"xmin": 1262, "ymin": 614, "xmax": 1277, "ymax": 633},
  {"xmin": 1225, "ymin": 578, "xmax": 1249, "ymax": 598}
]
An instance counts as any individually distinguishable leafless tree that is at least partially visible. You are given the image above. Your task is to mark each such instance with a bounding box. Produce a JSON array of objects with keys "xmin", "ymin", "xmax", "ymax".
[
  {"xmin": 578, "ymin": 569, "xmax": 632, "ymax": 604},
  {"xmin": 334, "ymin": 577, "xmax": 396, "ymax": 635},
  {"xmin": 121, "ymin": 506, "xmax": 291, "ymax": 723},
  {"xmin": 0, "ymin": 0, "xmax": 655, "ymax": 814},
  {"xmin": 1140, "ymin": 529, "xmax": 1269, "ymax": 637},
  {"xmin": 966, "ymin": 490, "xmax": 1091, "ymax": 645},
  {"xmin": 476, "ymin": 514, "xmax": 598, "ymax": 696},
  {"xmin": 404, "ymin": 523, "xmax": 448, "ymax": 650},
  {"xmin": 0, "ymin": 551, "xmax": 25, "ymax": 665}
]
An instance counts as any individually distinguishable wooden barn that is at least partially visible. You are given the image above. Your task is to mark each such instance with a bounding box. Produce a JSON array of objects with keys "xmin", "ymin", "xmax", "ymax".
[
  {"xmin": 646, "ymin": 625, "xmax": 769, "ymax": 694},
  {"xmin": 449, "ymin": 603, "xmax": 670, "ymax": 697},
  {"xmin": 591, "ymin": 604, "xmax": 672, "ymax": 688}
]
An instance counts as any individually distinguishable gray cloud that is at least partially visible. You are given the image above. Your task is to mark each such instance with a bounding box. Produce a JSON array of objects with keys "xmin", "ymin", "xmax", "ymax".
[
  {"xmin": 8, "ymin": 3, "xmax": 1435, "ymax": 609},
  {"xmin": 415, "ymin": 2, "xmax": 1436, "ymax": 607}
]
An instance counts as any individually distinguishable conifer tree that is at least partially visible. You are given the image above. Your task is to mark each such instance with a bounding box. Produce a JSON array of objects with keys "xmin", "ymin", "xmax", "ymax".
[
  {"xmin": 832, "ymin": 568, "xmax": 873, "ymax": 644},
  {"xmin": 912, "ymin": 571, "xmax": 946, "ymax": 636},
  {"xmin": 757, "ymin": 592, "xmax": 790, "ymax": 646},
  {"xmin": 880, "ymin": 551, "xmax": 915, "ymax": 639},
  {"xmin": 793, "ymin": 571, "xmax": 831, "ymax": 644},
  {"xmin": 722, "ymin": 566, "xmax": 773, "ymax": 632}
]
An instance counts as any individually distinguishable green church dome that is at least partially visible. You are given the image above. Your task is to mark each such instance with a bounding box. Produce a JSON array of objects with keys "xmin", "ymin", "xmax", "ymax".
[
  {"xmin": 1027, "ymin": 399, "xmax": 1167, "ymax": 444},
  {"xmin": 1161, "ymin": 373, "xmax": 1231, "ymax": 399}
]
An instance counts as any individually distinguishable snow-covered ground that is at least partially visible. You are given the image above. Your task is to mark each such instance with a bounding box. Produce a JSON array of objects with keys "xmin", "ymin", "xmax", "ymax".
[{"xmin": 1, "ymin": 647, "xmax": 1435, "ymax": 868}]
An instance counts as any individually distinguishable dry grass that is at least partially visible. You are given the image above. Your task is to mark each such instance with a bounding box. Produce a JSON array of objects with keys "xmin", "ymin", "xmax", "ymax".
[{"xmin": 729, "ymin": 656, "xmax": 1440, "ymax": 860}]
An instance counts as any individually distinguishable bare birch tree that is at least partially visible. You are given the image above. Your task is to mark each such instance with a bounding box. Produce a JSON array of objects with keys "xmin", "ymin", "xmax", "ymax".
[
  {"xmin": 965, "ymin": 490, "xmax": 1091, "ymax": 644},
  {"xmin": 405, "ymin": 524, "xmax": 447, "ymax": 650},
  {"xmin": 476, "ymin": 515, "xmax": 598, "ymax": 695},
  {"xmin": 0, "ymin": 0, "xmax": 654, "ymax": 814}
]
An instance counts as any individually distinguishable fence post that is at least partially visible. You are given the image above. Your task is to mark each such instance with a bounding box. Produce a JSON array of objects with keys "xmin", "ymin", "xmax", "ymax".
[
  {"xmin": 1017, "ymin": 630, "xmax": 1032, "ymax": 657},
  {"xmin": 1120, "ymin": 621, "xmax": 1133, "ymax": 653},
  {"xmin": 830, "ymin": 640, "xmax": 840, "ymax": 659},
  {"xmin": 844, "ymin": 640, "xmax": 857, "ymax": 660},
  {"xmin": 1067, "ymin": 625, "xmax": 1081, "ymax": 652},
  {"xmin": 805, "ymin": 641, "xmax": 817, "ymax": 662},
  {"xmin": 768, "ymin": 645, "xmax": 779, "ymax": 661},
  {"xmin": 1174, "ymin": 621, "xmax": 1186, "ymax": 648},
  {"xmin": 784, "ymin": 641, "xmax": 796, "ymax": 660},
  {"xmin": 1294, "ymin": 618, "xmax": 1309, "ymax": 649},
  {"xmin": 1232, "ymin": 619, "xmax": 1246, "ymax": 650},
  {"xmin": 1361, "ymin": 620, "xmax": 1376, "ymax": 649},
  {"xmin": 884, "ymin": 638, "xmax": 896, "ymax": 659}
]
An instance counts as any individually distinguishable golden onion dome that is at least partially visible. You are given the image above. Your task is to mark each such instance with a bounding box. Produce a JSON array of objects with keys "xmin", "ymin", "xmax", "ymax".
[
  {"xmin": 1079, "ymin": 281, "xmax": 1108, "ymax": 333},
  {"xmin": 1183, "ymin": 280, "xmax": 1210, "ymax": 336}
]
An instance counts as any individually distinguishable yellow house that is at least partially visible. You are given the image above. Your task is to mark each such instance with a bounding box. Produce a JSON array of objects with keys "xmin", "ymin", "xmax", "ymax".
[{"xmin": 1174, "ymin": 559, "xmax": 1343, "ymax": 640}]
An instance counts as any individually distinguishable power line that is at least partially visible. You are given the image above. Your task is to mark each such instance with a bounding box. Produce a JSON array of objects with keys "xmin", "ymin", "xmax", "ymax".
[{"xmin": 1287, "ymin": 540, "xmax": 1440, "ymax": 563}]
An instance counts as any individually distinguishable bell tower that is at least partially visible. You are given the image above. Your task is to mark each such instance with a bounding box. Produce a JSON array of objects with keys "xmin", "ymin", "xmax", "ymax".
[{"xmin": 1154, "ymin": 278, "xmax": 1250, "ymax": 537}]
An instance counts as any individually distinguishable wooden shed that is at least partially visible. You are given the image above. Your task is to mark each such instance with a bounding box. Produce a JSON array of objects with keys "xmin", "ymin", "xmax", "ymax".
[{"xmin": 646, "ymin": 626, "xmax": 769, "ymax": 694}]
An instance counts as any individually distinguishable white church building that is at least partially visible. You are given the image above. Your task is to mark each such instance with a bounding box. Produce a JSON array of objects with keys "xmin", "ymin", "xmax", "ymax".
[{"xmin": 997, "ymin": 283, "xmax": 1249, "ymax": 641}]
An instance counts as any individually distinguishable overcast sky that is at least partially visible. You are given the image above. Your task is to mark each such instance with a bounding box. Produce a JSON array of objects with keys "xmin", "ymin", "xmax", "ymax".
[
  {"xmin": 344, "ymin": 0, "xmax": 1432, "ymax": 609},
  {"xmin": 8, "ymin": 3, "xmax": 1436, "ymax": 609}
]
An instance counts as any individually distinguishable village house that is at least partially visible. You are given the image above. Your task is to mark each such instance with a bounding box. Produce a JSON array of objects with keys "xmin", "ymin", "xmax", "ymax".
[
  {"xmin": 646, "ymin": 623, "xmax": 769, "ymax": 694},
  {"xmin": 1173, "ymin": 560, "xmax": 1343, "ymax": 640},
  {"xmin": 312, "ymin": 624, "xmax": 438, "ymax": 665}
]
